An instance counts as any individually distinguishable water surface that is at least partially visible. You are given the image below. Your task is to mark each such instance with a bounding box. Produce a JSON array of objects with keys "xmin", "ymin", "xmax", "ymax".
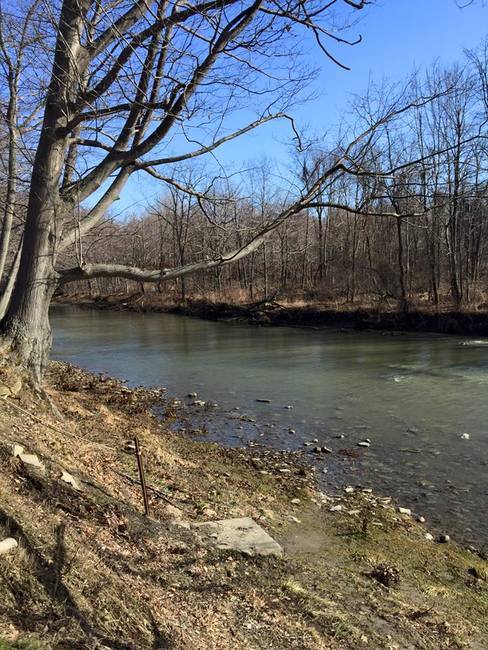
[{"xmin": 51, "ymin": 305, "xmax": 488, "ymax": 545}]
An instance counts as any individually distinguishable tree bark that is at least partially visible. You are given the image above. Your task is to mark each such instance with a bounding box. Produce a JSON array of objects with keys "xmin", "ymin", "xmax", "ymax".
[{"xmin": 0, "ymin": 0, "xmax": 83, "ymax": 379}]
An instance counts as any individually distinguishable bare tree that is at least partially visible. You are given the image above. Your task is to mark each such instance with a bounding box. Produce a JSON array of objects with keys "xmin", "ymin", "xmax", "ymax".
[
  {"xmin": 0, "ymin": 0, "xmax": 371, "ymax": 380},
  {"xmin": 0, "ymin": 0, "xmax": 43, "ymax": 285}
]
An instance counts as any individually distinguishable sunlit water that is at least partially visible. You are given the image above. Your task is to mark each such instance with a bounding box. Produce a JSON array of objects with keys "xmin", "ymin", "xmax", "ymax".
[{"xmin": 51, "ymin": 305, "xmax": 488, "ymax": 546}]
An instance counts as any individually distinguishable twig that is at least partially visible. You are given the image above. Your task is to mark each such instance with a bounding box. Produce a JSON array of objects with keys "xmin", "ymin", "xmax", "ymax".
[{"xmin": 134, "ymin": 436, "xmax": 150, "ymax": 517}]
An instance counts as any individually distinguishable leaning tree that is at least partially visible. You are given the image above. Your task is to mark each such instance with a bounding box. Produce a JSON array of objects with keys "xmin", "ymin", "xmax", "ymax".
[{"xmin": 0, "ymin": 0, "xmax": 373, "ymax": 381}]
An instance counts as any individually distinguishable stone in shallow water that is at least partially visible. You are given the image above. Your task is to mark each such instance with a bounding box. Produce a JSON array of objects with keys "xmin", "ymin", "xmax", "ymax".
[{"xmin": 193, "ymin": 517, "xmax": 283, "ymax": 557}]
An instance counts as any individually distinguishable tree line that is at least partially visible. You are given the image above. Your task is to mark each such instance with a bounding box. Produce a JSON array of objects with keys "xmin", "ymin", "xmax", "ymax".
[{"xmin": 59, "ymin": 53, "xmax": 488, "ymax": 311}]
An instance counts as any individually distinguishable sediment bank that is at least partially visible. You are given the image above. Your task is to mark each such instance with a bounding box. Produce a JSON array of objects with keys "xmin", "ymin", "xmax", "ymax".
[
  {"xmin": 57, "ymin": 293, "xmax": 488, "ymax": 336},
  {"xmin": 0, "ymin": 362, "xmax": 486, "ymax": 648}
]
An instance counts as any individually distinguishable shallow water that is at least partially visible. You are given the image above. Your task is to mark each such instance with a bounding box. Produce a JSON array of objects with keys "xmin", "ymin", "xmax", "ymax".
[{"xmin": 51, "ymin": 305, "xmax": 488, "ymax": 545}]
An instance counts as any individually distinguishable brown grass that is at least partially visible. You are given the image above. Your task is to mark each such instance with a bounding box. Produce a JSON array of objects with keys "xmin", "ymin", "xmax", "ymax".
[{"xmin": 0, "ymin": 363, "xmax": 486, "ymax": 649}]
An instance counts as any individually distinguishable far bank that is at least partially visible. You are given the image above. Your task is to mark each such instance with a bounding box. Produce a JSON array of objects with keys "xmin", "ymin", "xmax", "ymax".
[{"xmin": 56, "ymin": 292, "xmax": 488, "ymax": 337}]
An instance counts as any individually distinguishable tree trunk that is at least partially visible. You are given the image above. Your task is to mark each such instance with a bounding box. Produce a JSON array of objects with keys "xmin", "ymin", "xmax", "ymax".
[
  {"xmin": 396, "ymin": 216, "xmax": 408, "ymax": 312},
  {"xmin": 0, "ymin": 240, "xmax": 23, "ymax": 320},
  {"xmin": 0, "ymin": 193, "xmax": 62, "ymax": 380},
  {"xmin": 0, "ymin": 87, "xmax": 18, "ymax": 283},
  {"xmin": 0, "ymin": 0, "xmax": 84, "ymax": 380}
]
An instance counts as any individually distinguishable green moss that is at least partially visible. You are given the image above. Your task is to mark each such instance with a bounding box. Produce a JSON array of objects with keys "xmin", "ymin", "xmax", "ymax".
[{"xmin": 0, "ymin": 640, "xmax": 47, "ymax": 650}]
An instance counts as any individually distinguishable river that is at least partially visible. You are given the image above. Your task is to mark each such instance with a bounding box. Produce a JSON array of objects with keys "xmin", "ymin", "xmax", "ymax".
[{"xmin": 51, "ymin": 305, "xmax": 488, "ymax": 546}]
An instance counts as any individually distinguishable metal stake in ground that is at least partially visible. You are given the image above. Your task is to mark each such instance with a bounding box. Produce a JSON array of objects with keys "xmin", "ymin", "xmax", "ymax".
[{"xmin": 134, "ymin": 436, "xmax": 150, "ymax": 516}]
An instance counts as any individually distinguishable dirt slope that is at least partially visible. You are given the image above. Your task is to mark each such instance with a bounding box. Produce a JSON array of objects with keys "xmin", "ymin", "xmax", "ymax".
[{"xmin": 0, "ymin": 363, "xmax": 486, "ymax": 649}]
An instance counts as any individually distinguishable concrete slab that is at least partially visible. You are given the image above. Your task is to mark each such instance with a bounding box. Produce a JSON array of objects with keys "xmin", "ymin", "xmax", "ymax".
[{"xmin": 193, "ymin": 517, "xmax": 283, "ymax": 557}]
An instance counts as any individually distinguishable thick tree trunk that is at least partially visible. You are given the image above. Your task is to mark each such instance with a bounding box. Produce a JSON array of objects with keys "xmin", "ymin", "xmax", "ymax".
[
  {"xmin": 0, "ymin": 99, "xmax": 68, "ymax": 378},
  {"xmin": 0, "ymin": 119, "xmax": 68, "ymax": 379},
  {"xmin": 0, "ymin": 0, "xmax": 84, "ymax": 380},
  {"xmin": 0, "ymin": 196, "xmax": 61, "ymax": 380}
]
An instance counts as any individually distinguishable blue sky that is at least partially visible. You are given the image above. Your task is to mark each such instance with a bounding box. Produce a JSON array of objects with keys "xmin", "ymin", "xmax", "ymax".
[{"xmin": 119, "ymin": 0, "xmax": 488, "ymax": 215}]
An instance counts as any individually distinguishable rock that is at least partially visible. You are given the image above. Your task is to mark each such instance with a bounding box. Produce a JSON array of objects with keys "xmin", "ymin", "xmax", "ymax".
[
  {"xmin": 60, "ymin": 470, "xmax": 82, "ymax": 491},
  {"xmin": 9, "ymin": 377, "xmax": 22, "ymax": 396},
  {"xmin": 18, "ymin": 452, "xmax": 45, "ymax": 472},
  {"xmin": 193, "ymin": 399, "xmax": 206, "ymax": 406},
  {"xmin": 348, "ymin": 509, "xmax": 361, "ymax": 515},
  {"xmin": 321, "ymin": 447, "xmax": 332, "ymax": 454},
  {"xmin": 0, "ymin": 383, "xmax": 11, "ymax": 398},
  {"xmin": 193, "ymin": 517, "xmax": 283, "ymax": 557},
  {"xmin": 312, "ymin": 438, "xmax": 319, "ymax": 443},
  {"xmin": 358, "ymin": 441, "xmax": 370, "ymax": 448},
  {"xmin": 416, "ymin": 515, "xmax": 426, "ymax": 523},
  {"xmin": 290, "ymin": 498, "xmax": 300, "ymax": 505},
  {"xmin": 256, "ymin": 398, "xmax": 271, "ymax": 403},
  {"xmin": 437, "ymin": 534, "xmax": 450, "ymax": 544},
  {"xmin": 313, "ymin": 446, "xmax": 321, "ymax": 453},
  {"xmin": 425, "ymin": 533, "xmax": 434, "ymax": 541},
  {"xmin": 369, "ymin": 562, "xmax": 400, "ymax": 587},
  {"xmin": 344, "ymin": 486, "xmax": 355, "ymax": 494},
  {"xmin": 397, "ymin": 507, "xmax": 412, "ymax": 516},
  {"xmin": 284, "ymin": 405, "xmax": 293, "ymax": 409},
  {"xmin": 11, "ymin": 444, "xmax": 24, "ymax": 458},
  {"xmin": 188, "ymin": 392, "xmax": 198, "ymax": 398},
  {"xmin": 460, "ymin": 433, "xmax": 470, "ymax": 440},
  {"xmin": 0, "ymin": 538, "xmax": 18, "ymax": 556},
  {"xmin": 289, "ymin": 516, "xmax": 301, "ymax": 523},
  {"xmin": 334, "ymin": 434, "xmax": 345, "ymax": 439},
  {"xmin": 468, "ymin": 566, "xmax": 487, "ymax": 581},
  {"xmin": 288, "ymin": 428, "xmax": 296, "ymax": 434},
  {"xmin": 322, "ymin": 468, "xmax": 328, "ymax": 474},
  {"xmin": 330, "ymin": 504, "xmax": 343, "ymax": 512},
  {"xmin": 318, "ymin": 493, "xmax": 333, "ymax": 505},
  {"xmin": 361, "ymin": 488, "xmax": 373, "ymax": 494}
]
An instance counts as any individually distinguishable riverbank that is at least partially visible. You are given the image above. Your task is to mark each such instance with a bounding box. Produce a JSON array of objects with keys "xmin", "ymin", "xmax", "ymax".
[
  {"xmin": 0, "ymin": 364, "xmax": 487, "ymax": 649},
  {"xmin": 58, "ymin": 292, "xmax": 488, "ymax": 336}
]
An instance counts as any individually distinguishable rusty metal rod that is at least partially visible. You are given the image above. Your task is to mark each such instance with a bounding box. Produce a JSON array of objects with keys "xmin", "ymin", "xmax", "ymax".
[{"xmin": 134, "ymin": 436, "xmax": 150, "ymax": 516}]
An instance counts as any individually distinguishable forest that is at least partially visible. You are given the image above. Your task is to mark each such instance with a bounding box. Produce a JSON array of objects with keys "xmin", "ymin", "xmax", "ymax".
[
  {"xmin": 60, "ymin": 56, "xmax": 488, "ymax": 313},
  {"xmin": 4, "ymin": 48, "xmax": 488, "ymax": 314}
]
